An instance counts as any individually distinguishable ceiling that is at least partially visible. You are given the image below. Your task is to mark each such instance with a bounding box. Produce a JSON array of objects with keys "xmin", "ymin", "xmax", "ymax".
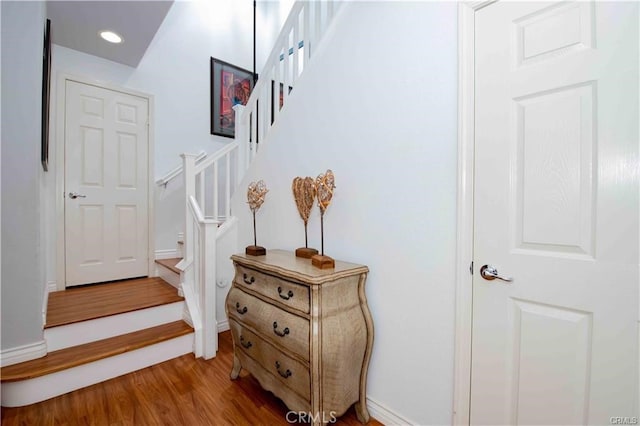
[{"xmin": 46, "ymin": 1, "xmax": 175, "ymax": 67}]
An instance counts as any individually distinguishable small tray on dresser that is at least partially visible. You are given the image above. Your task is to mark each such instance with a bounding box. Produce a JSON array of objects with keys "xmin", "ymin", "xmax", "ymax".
[{"xmin": 225, "ymin": 250, "xmax": 374, "ymax": 426}]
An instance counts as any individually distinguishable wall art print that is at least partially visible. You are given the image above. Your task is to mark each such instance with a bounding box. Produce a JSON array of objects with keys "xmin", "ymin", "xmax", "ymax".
[{"xmin": 210, "ymin": 57, "xmax": 256, "ymax": 138}]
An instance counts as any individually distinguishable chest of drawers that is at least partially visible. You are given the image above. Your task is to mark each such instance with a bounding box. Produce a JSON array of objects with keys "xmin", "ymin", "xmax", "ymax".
[{"xmin": 226, "ymin": 250, "xmax": 373, "ymax": 425}]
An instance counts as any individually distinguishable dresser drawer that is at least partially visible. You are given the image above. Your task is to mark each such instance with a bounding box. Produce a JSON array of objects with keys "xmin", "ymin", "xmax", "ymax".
[
  {"xmin": 227, "ymin": 287, "xmax": 309, "ymax": 360},
  {"xmin": 229, "ymin": 319, "xmax": 310, "ymax": 401},
  {"xmin": 234, "ymin": 264, "xmax": 310, "ymax": 314}
]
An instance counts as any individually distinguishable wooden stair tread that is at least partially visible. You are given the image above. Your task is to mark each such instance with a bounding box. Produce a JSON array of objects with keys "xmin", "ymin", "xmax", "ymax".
[
  {"xmin": 155, "ymin": 258, "xmax": 182, "ymax": 274},
  {"xmin": 46, "ymin": 277, "xmax": 183, "ymax": 328},
  {"xmin": 1, "ymin": 321, "xmax": 193, "ymax": 382}
]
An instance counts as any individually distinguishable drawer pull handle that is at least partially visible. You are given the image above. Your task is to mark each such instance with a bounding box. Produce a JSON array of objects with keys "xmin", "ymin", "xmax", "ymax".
[
  {"xmin": 235, "ymin": 302, "xmax": 248, "ymax": 315},
  {"xmin": 277, "ymin": 286, "xmax": 294, "ymax": 300},
  {"xmin": 240, "ymin": 336, "xmax": 252, "ymax": 349},
  {"xmin": 273, "ymin": 321, "xmax": 290, "ymax": 337},
  {"xmin": 275, "ymin": 361, "xmax": 292, "ymax": 379},
  {"xmin": 242, "ymin": 273, "xmax": 255, "ymax": 285}
]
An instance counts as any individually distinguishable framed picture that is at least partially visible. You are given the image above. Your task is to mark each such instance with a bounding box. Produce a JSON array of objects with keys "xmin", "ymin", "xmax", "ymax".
[
  {"xmin": 41, "ymin": 18, "xmax": 51, "ymax": 171},
  {"xmin": 210, "ymin": 57, "xmax": 256, "ymax": 138},
  {"xmin": 271, "ymin": 81, "xmax": 292, "ymax": 125}
]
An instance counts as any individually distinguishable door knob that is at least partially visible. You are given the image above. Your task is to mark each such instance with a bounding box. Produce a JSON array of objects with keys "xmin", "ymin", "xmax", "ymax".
[
  {"xmin": 480, "ymin": 265, "xmax": 513, "ymax": 282},
  {"xmin": 68, "ymin": 192, "xmax": 87, "ymax": 199}
]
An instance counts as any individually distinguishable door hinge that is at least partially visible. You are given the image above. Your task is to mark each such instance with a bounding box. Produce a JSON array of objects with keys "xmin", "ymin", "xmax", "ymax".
[{"xmin": 469, "ymin": 261, "xmax": 474, "ymax": 275}]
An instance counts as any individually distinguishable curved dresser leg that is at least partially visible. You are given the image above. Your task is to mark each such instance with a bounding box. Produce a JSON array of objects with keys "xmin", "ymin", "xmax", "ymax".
[
  {"xmin": 230, "ymin": 354, "xmax": 242, "ymax": 380},
  {"xmin": 356, "ymin": 272, "xmax": 374, "ymax": 425},
  {"xmin": 355, "ymin": 401, "xmax": 370, "ymax": 424}
]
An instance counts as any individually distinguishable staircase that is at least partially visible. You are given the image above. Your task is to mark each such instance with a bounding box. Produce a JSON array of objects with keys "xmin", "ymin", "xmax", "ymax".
[
  {"xmin": 1, "ymin": 277, "xmax": 192, "ymax": 407},
  {"xmin": 1, "ymin": 0, "xmax": 344, "ymax": 408},
  {"xmin": 174, "ymin": 0, "xmax": 345, "ymax": 364}
]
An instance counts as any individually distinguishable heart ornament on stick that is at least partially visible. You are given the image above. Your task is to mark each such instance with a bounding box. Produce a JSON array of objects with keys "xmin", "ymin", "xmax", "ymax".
[
  {"xmin": 246, "ymin": 180, "xmax": 268, "ymax": 256},
  {"xmin": 292, "ymin": 177, "xmax": 318, "ymax": 258},
  {"xmin": 247, "ymin": 180, "xmax": 268, "ymax": 213},
  {"xmin": 311, "ymin": 170, "xmax": 336, "ymax": 269},
  {"xmin": 316, "ymin": 170, "xmax": 335, "ymax": 215}
]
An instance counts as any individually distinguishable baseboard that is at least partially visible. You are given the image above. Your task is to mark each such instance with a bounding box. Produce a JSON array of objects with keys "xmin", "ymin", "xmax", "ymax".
[
  {"xmin": 47, "ymin": 280, "xmax": 58, "ymax": 292},
  {"xmin": 367, "ymin": 396, "xmax": 415, "ymax": 425},
  {"xmin": 155, "ymin": 249, "xmax": 179, "ymax": 260},
  {"xmin": 217, "ymin": 319, "xmax": 229, "ymax": 333},
  {"xmin": 0, "ymin": 340, "xmax": 47, "ymax": 367}
]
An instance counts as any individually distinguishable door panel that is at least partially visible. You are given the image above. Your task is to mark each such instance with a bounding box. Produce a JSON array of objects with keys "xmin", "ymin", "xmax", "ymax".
[
  {"xmin": 514, "ymin": 82, "xmax": 595, "ymax": 257},
  {"xmin": 471, "ymin": 2, "xmax": 638, "ymax": 424},
  {"xmin": 65, "ymin": 81, "xmax": 149, "ymax": 286}
]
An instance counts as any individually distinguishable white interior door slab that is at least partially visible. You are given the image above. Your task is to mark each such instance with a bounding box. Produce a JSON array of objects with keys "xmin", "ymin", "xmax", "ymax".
[
  {"xmin": 64, "ymin": 80, "xmax": 149, "ymax": 287},
  {"xmin": 471, "ymin": 2, "xmax": 638, "ymax": 424}
]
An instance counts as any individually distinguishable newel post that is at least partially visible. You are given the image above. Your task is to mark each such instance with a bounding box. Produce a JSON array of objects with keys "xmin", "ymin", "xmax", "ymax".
[
  {"xmin": 181, "ymin": 153, "xmax": 198, "ymax": 263},
  {"xmin": 233, "ymin": 104, "xmax": 249, "ymax": 186},
  {"xmin": 201, "ymin": 220, "xmax": 217, "ymax": 358}
]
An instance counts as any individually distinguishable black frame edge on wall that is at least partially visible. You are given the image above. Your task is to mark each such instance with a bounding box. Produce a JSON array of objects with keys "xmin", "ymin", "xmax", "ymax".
[{"xmin": 41, "ymin": 18, "xmax": 51, "ymax": 171}]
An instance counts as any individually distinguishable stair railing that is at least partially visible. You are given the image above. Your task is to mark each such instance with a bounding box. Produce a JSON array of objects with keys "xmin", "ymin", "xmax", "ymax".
[
  {"xmin": 155, "ymin": 151, "xmax": 206, "ymax": 188},
  {"xmin": 177, "ymin": 145, "xmax": 239, "ymax": 359},
  {"xmin": 176, "ymin": 0, "xmax": 343, "ymax": 359},
  {"xmin": 179, "ymin": 195, "xmax": 217, "ymax": 358},
  {"xmin": 235, "ymin": 0, "xmax": 343, "ymax": 160}
]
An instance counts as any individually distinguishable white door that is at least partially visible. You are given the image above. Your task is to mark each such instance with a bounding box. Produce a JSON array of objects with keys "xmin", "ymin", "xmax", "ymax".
[
  {"xmin": 471, "ymin": 2, "xmax": 638, "ymax": 425},
  {"xmin": 64, "ymin": 80, "xmax": 150, "ymax": 286}
]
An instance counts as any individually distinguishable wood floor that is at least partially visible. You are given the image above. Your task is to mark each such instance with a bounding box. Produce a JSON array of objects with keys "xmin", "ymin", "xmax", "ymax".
[
  {"xmin": 46, "ymin": 277, "xmax": 183, "ymax": 328},
  {"xmin": 1, "ymin": 331, "xmax": 383, "ymax": 426}
]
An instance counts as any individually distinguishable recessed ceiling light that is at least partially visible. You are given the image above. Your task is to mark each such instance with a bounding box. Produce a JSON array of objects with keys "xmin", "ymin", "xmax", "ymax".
[{"xmin": 99, "ymin": 30, "xmax": 123, "ymax": 44}]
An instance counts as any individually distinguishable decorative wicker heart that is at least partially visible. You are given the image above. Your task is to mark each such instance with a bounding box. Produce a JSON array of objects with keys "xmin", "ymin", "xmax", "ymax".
[
  {"xmin": 247, "ymin": 180, "xmax": 268, "ymax": 212},
  {"xmin": 315, "ymin": 170, "xmax": 335, "ymax": 215},
  {"xmin": 292, "ymin": 177, "xmax": 316, "ymax": 225}
]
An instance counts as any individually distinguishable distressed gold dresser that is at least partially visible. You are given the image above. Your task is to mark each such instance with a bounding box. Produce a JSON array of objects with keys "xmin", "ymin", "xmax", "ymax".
[{"xmin": 226, "ymin": 250, "xmax": 373, "ymax": 425}]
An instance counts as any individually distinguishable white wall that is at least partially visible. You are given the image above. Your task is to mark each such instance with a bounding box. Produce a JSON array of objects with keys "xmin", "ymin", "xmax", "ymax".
[
  {"xmin": 1, "ymin": 1, "xmax": 47, "ymax": 350},
  {"xmin": 231, "ymin": 2, "xmax": 458, "ymax": 424}
]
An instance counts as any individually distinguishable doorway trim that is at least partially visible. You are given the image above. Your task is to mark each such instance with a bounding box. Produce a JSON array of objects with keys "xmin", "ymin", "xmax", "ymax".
[
  {"xmin": 453, "ymin": 2, "xmax": 496, "ymax": 425},
  {"xmin": 55, "ymin": 73, "xmax": 155, "ymax": 291}
]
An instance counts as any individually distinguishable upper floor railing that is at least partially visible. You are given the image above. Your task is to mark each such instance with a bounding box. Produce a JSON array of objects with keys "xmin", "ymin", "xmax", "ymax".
[{"xmin": 236, "ymin": 0, "xmax": 343, "ymax": 160}]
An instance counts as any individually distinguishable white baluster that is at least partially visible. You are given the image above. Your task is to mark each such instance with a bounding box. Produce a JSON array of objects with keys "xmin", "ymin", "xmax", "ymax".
[
  {"xmin": 225, "ymin": 152, "xmax": 231, "ymax": 220},
  {"xmin": 181, "ymin": 153, "xmax": 198, "ymax": 263},
  {"xmin": 212, "ymin": 161, "xmax": 219, "ymax": 221},
  {"xmin": 293, "ymin": 16, "xmax": 300, "ymax": 83}
]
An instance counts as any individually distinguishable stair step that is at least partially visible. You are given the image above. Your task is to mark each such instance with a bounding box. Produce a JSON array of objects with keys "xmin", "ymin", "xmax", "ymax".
[
  {"xmin": 155, "ymin": 257, "xmax": 182, "ymax": 275},
  {"xmin": 44, "ymin": 300, "xmax": 185, "ymax": 352},
  {"xmin": 46, "ymin": 277, "xmax": 183, "ymax": 328},
  {"xmin": 1, "ymin": 321, "xmax": 193, "ymax": 382}
]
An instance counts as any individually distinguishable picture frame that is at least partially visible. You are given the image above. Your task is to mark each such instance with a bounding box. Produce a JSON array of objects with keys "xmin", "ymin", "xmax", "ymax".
[
  {"xmin": 271, "ymin": 81, "xmax": 293, "ymax": 125},
  {"xmin": 210, "ymin": 57, "xmax": 256, "ymax": 138},
  {"xmin": 41, "ymin": 18, "xmax": 51, "ymax": 171}
]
